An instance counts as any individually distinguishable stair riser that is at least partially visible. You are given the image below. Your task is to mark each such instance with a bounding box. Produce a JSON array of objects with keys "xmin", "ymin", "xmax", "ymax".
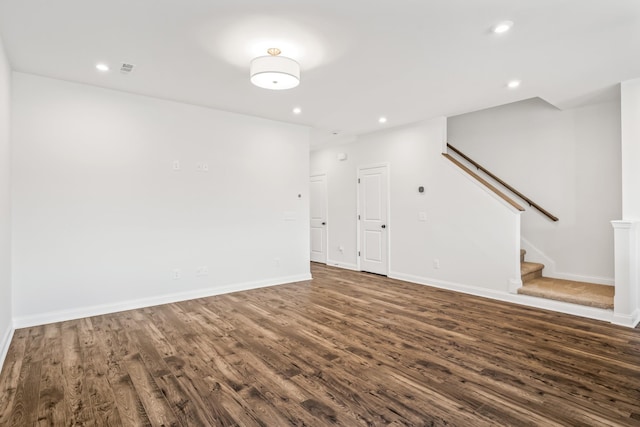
[
  {"xmin": 518, "ymin": 252, "xmax": 613, "ymax": 309},
  {"xmin": 517, "ymin": 284, "xmax": 613, "ymax": 310},
  {"xmin": 522, "ymin": 270, "xmax": 542, "ymax": 283}
]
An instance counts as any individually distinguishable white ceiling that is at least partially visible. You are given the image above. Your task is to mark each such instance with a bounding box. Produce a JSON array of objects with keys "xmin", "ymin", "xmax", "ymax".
[{"xmin": 1, "ymin": 0, "xmax": 639, "ymax": 147}]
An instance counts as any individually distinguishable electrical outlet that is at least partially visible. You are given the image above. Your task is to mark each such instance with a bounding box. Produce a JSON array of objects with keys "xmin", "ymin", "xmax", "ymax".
[
  {"xmin": 196, "ymin": 266, "xmax": 209, "ymax": 276},
  {"xmin": 197, "ymin": 162, "xmax": 209, "ymax": 172},
  {"xmin": 419, "ymin": 212, "xmax": 427, "ymax": 222},
  {"xmin": 433, "ymin": 259, "xmax": 440, "ymax": 269},
  {"xmin": 339, "ymin": 246, "xmax": 344, "ymax": 253},
  {"xmin": 172, "ymin": 160, "xmax": 180, "ymax": 171},
  {"xmin": 172, "ymin": 268, "xmax": 181, "ymax": 279}
]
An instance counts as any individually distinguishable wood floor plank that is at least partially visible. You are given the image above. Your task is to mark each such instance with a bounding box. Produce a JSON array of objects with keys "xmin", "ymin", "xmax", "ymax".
[
  {"xmin": 1, "ymin": 263, "xmax": 639, "ymax": 425},
  {"xmin": 60, "ymin": 321, "xmax": 96, "ymax": 426},
  {"xmin": 10, "ymin": 359, "xmax": 42, "ymax": 427},
  {"xmin": 124, "ymin": 353, "xmax": 181, "ymax": 427},
  {"xmin": 9, "ymin": 326, "xmax": 45, "ymax": 426},
  {"xmin": 163, "ymin": 355, "xmax": 240, "ymax": 426},
  {"xmin": 144, "ymin": 305, "xmax": 256, "ymax": 425},
  {"xmin": 36, "ymin": 323, "xmax": 69, "ymax": 427},
  {"xmin": 0, "ymin": 328, "xmax": 28, "ymax": 425},
  {"xmin": 77, "ymin": 317, "xmax": 123, "ymax": 426},
  {"xmin": 91, "ymin": 315, "xmax": 153, "ymax": 427}
]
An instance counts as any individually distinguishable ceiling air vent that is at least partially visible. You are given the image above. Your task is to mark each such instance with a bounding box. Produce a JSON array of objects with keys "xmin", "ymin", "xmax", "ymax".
[{"xmin": 120, "ymin": 63, "xmax": 135, "ymax": 74}]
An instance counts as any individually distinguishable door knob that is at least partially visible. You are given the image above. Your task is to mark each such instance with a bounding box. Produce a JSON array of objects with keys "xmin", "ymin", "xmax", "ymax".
[
  {"xmin": 322, "ymin": 222, "xmax": 326, "ymax": 225},
  {"xmin": 381, "ymin": 224, "xmax": 386, "ymax": 229}
]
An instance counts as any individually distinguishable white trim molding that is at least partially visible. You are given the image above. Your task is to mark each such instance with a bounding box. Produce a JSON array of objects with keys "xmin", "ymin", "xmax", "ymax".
[
  {"xmin": 389, "ymin": 271, "xmax": 614, "ymax": 325},
  {"xmin": 0, "ymin": 322, "xmax": 15, "ymax": 372},
  {"xmin": 612, "ymin": 309, "xmax": 640, "ymax": 329},
  {"xmin": 326, "ymin": 260, "xmax": 359, "ymax": 271},
  {"xmin": 13, "ymin": 274, "xmax": 312, "ymax": 329},
  {"xmin": 611, "ymin": 220, "xmax": 640, "ymax": 328},
  {"xmin": 508, "ymin": 278, "xmax": 522, "ymax": 294}
]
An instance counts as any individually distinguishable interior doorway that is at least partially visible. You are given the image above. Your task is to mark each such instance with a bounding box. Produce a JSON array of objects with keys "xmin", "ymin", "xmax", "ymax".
[
  {"xmin": 358, "ymin": 165, "xmax": 389, "ymax": 275},
  {"xmin": 310, "ymin": 174, "xmax": 328, "ymax": 264}
]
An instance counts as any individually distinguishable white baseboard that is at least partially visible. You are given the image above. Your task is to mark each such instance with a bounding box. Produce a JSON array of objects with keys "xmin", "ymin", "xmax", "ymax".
[
  {"xmin": 612, "ymin": 309, "xmax": 640, "ymax": 328},
  {"xmin": 326, "ymin": 259, "xmax": 359, "ymax": 271},
  {"xmin": 521, "ymin": 237, "xmax": 614, "ymax": 285},
  {"xmin": 389, "ymin": 271, "xmax": 614, "ymax": 325},
  {"xmin": 549, "ymin": 272, "xmax": 614, "ymax": 286},
  {"xmin": 508, "ymin": 278, "xmax": 523, "ymax": 294},
  {"xmin": 0, "ymin": 322, "xmax": 15, "ymax": 373},
  {"xmin": 390, "ymin": 271, "xmax": 508, "ymax": 299},
  {"xmin": 13, "ymin": 273, "xmax": 312, "ymax": 329}
]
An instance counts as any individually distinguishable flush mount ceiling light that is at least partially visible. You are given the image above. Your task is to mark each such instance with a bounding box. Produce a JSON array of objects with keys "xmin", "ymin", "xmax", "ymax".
[{"xmin": 250, "ymin": 48, "xmax": 300, "ymax": 90}]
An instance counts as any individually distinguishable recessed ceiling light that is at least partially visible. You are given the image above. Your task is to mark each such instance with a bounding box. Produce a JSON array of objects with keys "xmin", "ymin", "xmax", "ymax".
[
  {"xmin": 292, "ymin": 107, "xmax": 302, "ymax": 114},
  {"xmin": 379, "ymin": 117, "xmax": 388, "ymax": 124},
  {"xmin": 493, "ymin": 21, "xmax": 514, "ymax": 34},
  {"xmin": 96, "ymin": 63, "xmax": 109, "ymax": 72},
  {"xmin": 507, "ymin": 80, "xmax": 521, "ymax": 89}
]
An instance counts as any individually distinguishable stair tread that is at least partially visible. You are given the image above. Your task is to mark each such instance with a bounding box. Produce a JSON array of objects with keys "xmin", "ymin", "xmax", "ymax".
[
  {"xmin": 520, "ymin": 261, "xmax": 544, "ymax": 276},
  {"xmin": 518, "ymin": 277, "xmax": 613, "ymax": 310}
]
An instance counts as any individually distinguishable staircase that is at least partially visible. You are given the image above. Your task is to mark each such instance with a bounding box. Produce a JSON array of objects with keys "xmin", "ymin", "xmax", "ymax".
[
  {"xmin": 518, "ymin": 250, "xmax": 614, "ymax": 310},
  {"xmin": 444, "ymin": 145, "xmax": 615, "ymax": 312}
]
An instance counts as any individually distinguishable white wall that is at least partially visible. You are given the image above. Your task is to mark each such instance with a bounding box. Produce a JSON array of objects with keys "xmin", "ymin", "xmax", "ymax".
[
  {"xmin": 311, "ymin": 117, "xmax": 521, "ymax": 294},
  {"xmin": 448, "ymin": 97, "xmax": 622, "ymax": 284},
  {"xmin": 11, "ymin": 73, "xmax": 310, "ymax": 326},
  {"xmin": 0, "ymin": 34, "xmax": 12, "ymax": 365}
]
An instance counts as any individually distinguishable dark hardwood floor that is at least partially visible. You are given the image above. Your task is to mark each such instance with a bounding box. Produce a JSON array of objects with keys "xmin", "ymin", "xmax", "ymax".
[{"xmin": 1, "ymin": 263, "xmax": 639, "ymax": 426}]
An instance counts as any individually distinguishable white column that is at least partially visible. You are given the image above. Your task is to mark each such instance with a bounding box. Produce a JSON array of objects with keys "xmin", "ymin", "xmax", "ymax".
[
  {"xmin": 612, "ymin": 80, "xmax": 640, "ymax": 327},
  {"xmin": 611, "ymin": 220, "xmax": 639, "ymax": 327},
  {"xmin": 621, "ymin": 79, "xmax": 640, "ymax": 219}
]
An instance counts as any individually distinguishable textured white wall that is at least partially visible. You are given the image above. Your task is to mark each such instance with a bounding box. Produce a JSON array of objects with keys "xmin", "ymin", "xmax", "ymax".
[
  {"xmin": 448, "ymin": 97, "xmax": 622, "ymax": 283},
  {"xmin": 311, "ymin": 117, "xmax": 521, "ymax": 293},
  {"xmin": 0, "ymin": 34, "xmax": 12, "ymax": 361},
  {"xmin": 11, "ymin": 73, "xmax": 310, "ymax": 324}
]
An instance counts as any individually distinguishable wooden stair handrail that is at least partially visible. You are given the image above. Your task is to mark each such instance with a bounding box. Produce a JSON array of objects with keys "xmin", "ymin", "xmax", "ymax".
[
  {"xmin": 442, "ymin": 153, "xmax": 524, "ymax": 212},
  {"xmin": 446, "ymin": 143, "xmax": 559, "ymax": 222}
]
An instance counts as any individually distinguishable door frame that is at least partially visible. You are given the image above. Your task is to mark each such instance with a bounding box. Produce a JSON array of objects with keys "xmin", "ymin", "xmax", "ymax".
[
  {"xmin": 310, "ymin": 173, "xmax": 329, "ymax": 264},
  {"xmin": 356, "ymin": 163, "xmax": 390, "ymax": 274}
]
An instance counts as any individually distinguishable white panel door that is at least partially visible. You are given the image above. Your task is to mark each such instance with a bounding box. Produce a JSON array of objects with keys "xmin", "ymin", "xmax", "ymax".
[
  {"xmin": 359, "ymin": 166, "xmax": 388, "ymax": 275},
  {"xmin": 310, "ymin": 174, "xmax": 328, "ymax": 263}
]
